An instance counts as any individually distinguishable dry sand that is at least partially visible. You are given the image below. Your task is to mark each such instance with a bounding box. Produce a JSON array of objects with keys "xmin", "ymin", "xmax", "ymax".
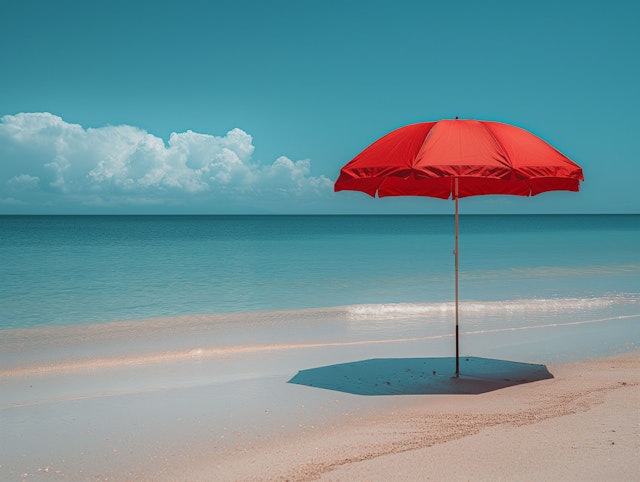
[{"xmin": 176, "ymin": 351, "xmax": 640, "ymax": 481}]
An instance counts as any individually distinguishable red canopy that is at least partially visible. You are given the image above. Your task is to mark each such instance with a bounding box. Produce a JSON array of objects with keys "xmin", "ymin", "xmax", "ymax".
[{"xmin": 335, "ymin": 119, "xmax": 584, "ymax": 199}]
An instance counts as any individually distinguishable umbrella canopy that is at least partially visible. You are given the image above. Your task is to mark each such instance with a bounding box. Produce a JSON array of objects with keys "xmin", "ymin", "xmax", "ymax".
[
  {"xmin": 335, "ymin": 118, "xmax": 584, "ymax": 376},
  {"xmin": 335, "ymin": 118, "xmax": 583, "ymax": 199}
]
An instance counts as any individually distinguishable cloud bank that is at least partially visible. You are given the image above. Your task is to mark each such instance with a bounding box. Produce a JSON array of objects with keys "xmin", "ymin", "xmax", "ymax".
[{"xmin": 0, "ymin": 112, "xmax": 333, "ymax": 212}]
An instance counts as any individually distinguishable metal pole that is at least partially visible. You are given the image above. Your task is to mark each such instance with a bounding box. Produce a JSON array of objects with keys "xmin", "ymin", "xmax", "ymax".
[{"xmin": 454, "ymin": 177, "xmax": 460, "ymax": 377}]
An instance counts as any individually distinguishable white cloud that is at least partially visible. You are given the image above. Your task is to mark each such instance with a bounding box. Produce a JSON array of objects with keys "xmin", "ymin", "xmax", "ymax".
[
  {"xmin": 7, "ymin": 174, "xmax": 39, "ymax": 190},
  {"xmin": 0, "ymin": 112, "xmax": 333, "ymax": 212}
]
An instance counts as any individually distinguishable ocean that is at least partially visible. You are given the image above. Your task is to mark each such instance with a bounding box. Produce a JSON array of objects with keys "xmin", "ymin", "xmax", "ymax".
[{"xmin": 1, "ymin": 214, "xmax": 638, "ymax": 335}]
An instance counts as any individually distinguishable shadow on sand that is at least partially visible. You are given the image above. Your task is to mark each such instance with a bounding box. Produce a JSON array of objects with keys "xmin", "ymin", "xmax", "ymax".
[{"xmin": 288, "ymin": 357, "xmax": 553, "ymax": 396}]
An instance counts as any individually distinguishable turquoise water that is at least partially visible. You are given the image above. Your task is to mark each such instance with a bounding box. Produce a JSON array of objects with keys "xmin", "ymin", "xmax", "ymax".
[{"xmin": 1, "ymin": 214, "xmax": 639, "ymax": 331}]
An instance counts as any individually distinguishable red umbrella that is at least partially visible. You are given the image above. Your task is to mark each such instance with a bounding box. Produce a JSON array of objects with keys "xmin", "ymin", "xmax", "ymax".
[{"xmin": 335, "ymin": 118, "xmax": 584, "ymax": 376}]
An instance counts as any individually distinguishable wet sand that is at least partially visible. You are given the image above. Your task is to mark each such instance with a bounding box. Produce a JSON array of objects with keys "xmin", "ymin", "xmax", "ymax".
[{"xmin": 1, "ymin": 312, "xmax": 638, "ymax": 481}]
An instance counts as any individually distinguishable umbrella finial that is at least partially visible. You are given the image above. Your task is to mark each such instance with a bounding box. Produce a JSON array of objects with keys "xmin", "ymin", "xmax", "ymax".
[{"xmin": 455, "ymin": 116, "xmax": 459, "ymax": 120}]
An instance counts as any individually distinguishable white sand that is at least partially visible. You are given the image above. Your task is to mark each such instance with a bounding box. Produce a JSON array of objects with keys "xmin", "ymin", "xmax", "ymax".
[
  {"xmin": 1, "ymin": 314, "xmax": 639, "ymax": 481},
  {"xmin": 170, "ymin": 351, "xmax": 639, "ymax": 481},
  {"xmin": 343, "ymin": 386, "xmax": 639, "ymax": 481}
]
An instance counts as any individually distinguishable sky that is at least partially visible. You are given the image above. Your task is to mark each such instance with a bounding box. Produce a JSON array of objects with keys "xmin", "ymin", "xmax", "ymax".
[{"xmin": 0, "ymin": 0, "xmax": 638, "ymax": 215}]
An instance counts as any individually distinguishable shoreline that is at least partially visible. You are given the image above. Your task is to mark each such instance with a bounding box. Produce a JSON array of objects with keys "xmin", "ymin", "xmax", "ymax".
[{"xmin": 1, "ymin": 311, "xmax": 638, "ymax": 481}]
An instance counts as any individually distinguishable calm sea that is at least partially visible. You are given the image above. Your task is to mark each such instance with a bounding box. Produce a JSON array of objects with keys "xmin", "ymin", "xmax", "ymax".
[{"xmin": 1, "ymin": 214, "xmax": 639, "ymax": 333}]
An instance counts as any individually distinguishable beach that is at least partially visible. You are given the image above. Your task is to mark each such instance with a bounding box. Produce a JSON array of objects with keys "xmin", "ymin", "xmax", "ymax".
[
  {"xmin": 1, "ymin": 310, "xmax": 639, "ymax": 481},
  {"xmin": 2, "ymin": 0, "xmax": 640, "ymax": 476},
  {"xmin": 181, "ymin": 352, "xmax": 640, "ymax": 482},
  {"xmin": 1, "ymin": 215, "xmax": 639, "ymax": 480}
]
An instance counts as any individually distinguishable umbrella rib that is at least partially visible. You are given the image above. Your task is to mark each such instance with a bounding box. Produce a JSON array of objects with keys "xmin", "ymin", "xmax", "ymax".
[{"xmin": 480, "ymin": 121, "xmax": 514, "ymax": 171}]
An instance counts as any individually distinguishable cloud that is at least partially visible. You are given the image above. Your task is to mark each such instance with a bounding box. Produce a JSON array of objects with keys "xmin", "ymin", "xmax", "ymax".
[{"xmin": 0, "ymin": 112, "xmax": 333, "ymax": 212}]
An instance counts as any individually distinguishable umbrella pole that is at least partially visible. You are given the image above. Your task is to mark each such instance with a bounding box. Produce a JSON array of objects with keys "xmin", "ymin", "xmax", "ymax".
[{"xmin": 454, "ymin": 178, "xmax": 460, "ymax": 377}]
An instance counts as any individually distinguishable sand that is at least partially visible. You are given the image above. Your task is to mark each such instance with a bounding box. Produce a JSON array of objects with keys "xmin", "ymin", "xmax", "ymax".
[
  {"xmin": 172, "ymin": 351, "xmax": 640, "ymax": 481},
  {"xmin": 1, "ymin": 315, "xmax": 639, "ymax": 481}
]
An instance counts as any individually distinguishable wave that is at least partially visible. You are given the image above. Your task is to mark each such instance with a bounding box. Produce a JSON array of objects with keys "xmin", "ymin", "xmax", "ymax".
[{"xmin": 345, "ymin": 294, "xmax": 640, "ymax": 320}]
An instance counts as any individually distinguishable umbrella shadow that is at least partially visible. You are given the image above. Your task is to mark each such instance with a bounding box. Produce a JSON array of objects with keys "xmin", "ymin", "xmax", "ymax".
[{"xmin": 288, "ymin": 357, "xmax": 553, "ymax": 396}]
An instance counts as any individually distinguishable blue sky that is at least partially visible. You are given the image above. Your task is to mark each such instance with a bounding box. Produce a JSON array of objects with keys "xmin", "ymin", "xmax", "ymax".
[{"xmin": 0, "ymin": 0, "xmax": 638, "ymax": 214}]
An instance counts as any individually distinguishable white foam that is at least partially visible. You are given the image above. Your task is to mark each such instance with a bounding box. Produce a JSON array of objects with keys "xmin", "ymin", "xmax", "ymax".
[{"xmin": 346, "ymin": 294, "xmax": 639, "ymax": 320}]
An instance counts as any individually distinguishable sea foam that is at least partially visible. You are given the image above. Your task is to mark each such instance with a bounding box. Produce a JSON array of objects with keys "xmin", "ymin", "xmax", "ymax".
[{"xmin": 345, "ymin": 294, "xmax": 639, "ymax": 320}]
